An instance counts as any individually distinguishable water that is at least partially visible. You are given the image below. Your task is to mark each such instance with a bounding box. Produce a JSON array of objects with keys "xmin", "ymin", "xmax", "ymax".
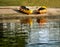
[
  {"xmin": 0, "ymin": 18, "xmax": 60, "ymax": 47},
  {"xmin": 27, "ymin": 20, "xmax": 60, "ymax": 47}
]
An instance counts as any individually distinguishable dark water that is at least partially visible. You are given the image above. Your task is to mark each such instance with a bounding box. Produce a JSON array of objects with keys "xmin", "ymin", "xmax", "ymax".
[{"xmin": 0, "ymin": 18, "xmax": 60, "ymax": 47}]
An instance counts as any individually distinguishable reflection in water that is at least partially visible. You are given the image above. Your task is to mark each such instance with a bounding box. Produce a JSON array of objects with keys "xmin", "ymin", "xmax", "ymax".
[
  {"xmin": 0, "ymin": 18, "xmax": 60, "ymax": 47},
  {"xmin": 27, "ymin": 20, "xmax": 60, "ymax": 47}
]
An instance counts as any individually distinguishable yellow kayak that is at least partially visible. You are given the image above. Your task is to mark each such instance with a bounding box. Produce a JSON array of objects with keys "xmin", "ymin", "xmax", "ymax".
[
  {"xmin": 37, "ymin": 6, "xmax": 47, "ymax": 14},
  {"xmin": 20, "ymin": 6, "xmax": 33, "ymax": 15},
  {"xmin": 23, "ymin": 9, "xmax": 33, "ymax": 15}
]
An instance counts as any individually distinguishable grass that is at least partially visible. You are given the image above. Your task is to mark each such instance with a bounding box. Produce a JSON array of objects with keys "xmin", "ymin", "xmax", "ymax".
[{"xmin": 0, "ymin": 0, "xmax": 60, "ymax": 7}]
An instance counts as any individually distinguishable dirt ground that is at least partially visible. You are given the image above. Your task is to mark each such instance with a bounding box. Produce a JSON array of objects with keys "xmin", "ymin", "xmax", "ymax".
[{"xmin": 0, "ymin": 6, "xmax": 60, "ymax": 16}]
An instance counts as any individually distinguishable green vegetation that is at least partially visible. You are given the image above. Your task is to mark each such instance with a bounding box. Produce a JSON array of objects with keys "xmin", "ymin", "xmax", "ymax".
[{"xmin": 0, "ymin": 0, "xmax": 60, "ymax": 7}]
